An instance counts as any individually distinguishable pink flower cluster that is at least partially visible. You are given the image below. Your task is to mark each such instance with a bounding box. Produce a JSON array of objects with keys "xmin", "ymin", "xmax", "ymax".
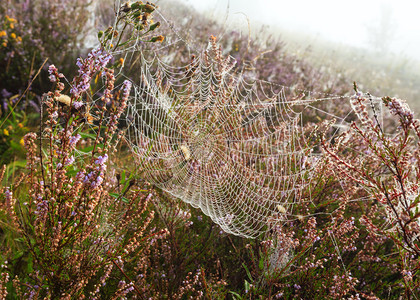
[
  {"xmin": 83, "ymin": 154, "xmax": 109, "ymax": 188},
  {"xmin": 350, "ymin": 92, "xmax": 374, "ymax": 128},
  {"xmin": 122, "ymin": 80, "xmax": 132, "ymax": 99},
  {"xmin": 384, "ymin": 97, "xmax": 414, "ymax": 126},
  {"xmin": 70, "ymin": 48, "xmax": 113, "ymax": 98},
  {"xmin": 48, "ymin": 64, "xmax": 64, "ymax": 82}
]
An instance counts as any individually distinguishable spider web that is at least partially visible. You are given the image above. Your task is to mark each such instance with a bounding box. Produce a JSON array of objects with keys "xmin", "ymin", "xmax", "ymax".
[
  {"xmin": 101, "ymin": 3, "xmax": 385, "ymax": 238},
  {"xmin": 120, "ymin": 38, "xmax": 329, "ymax": 238}
]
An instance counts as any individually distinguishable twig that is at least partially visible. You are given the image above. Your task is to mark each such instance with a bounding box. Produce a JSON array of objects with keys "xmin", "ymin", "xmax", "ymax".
[
  {"xmin": 111, "ymin": 259, "xmax": 145, "ymax": 299},
  {"xmin": 0, "ymin": 58, "xmax": 49, "ymax": 129},
  {"xmin": 39, "ymin": 94, "xmax": 46, "ymax": 186}
]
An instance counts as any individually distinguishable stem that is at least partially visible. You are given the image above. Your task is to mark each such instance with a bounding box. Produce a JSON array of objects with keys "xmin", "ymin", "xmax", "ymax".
[
  {"xmin": 111, "ymin": 259, "xmax": 145, "ymax": 299},
  {"xmin": 113, "ymin": 22, "xmax": 128, "ymax": 50},
  {"xmin": 382, "ymin": 182, "xmax": 419, "ymax": 255},
  {"xmin": 39, "ymin": 95, "xmax": 46, "ymax": 187}
]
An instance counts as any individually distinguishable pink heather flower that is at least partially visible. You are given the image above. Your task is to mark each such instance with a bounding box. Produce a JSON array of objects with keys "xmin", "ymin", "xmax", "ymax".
[
  {"xmin": 118, "ymin": 280, "xmax": 126, "ymax": 288},
  {"xmin": 122, "ymin": 80, "xmax": 132, "ymax": 98},
  {"xmin": 34, "ymin": 200, "xmax": 49, "ymax": 217},
  {"xmin": 385, "ymin": 97, "xmax": 414, "ymax": 125},
  {"xmin": 95, "ymin": 154, "xmax": 108, "ymax": 172},
  {"xmin": 48, "ymin": 64, "xmax": 64, "ymax": 82},
  {"xmin": 5, "ymin": 188, "xmax": 12, "ymax": 203},
  {"xmin": 91, "ymin": 175, "xmax": 103, "ymax": 188},
  {"xmin": 48, "ymin": 65, "xmax": 58, "ymax": 82},
  {"xmin": 69, "ymin": 134, "xmax": 81, "ymax": 148},
  {"xmin": 75, "ymin": 170, "xmax": 85, "ymax": 183},
  {"xmin": 58, "ymin": 82, "xmax": 65, "ymax": 91},
  {"xmin": 146, "ymin": 193, "xmax": 153, "ymax": 201},
  {"xmin": 65, "ymin": 156, "xmax": 75, "ymax": 166},
  {"xmin": 73, "ymin": 101, "xmax": 83, "ymax": 109},
  {"xmin": 94, "ymin": 154, "xmax": 108, "ymax": 165},
  {"xmin": 71, "ymin": 48, "xmax": 113, "ymax": 98},
  {"xmin": 83, "ymin": 172, "xmax": 94, "ymax": 184}
]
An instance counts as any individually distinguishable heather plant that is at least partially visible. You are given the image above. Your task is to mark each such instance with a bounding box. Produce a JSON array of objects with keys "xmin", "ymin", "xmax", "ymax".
[
  {"xmin": 322, "ymin": 87, "xmax": 420, "ymax": 297},
  {"xmin": 0, "ymin": 55, "xmax": 161, "ymax": 299},
  {"xmin": 2, "ymin": 0, "xmax": 420, "ymax": 299},
  {"xmin": 225, "ymin": 170, "xmax": 364, "ymax": 299},
  {"xmin": 0, "ymin": 2, "xmax": 172, "ymax": 298}
]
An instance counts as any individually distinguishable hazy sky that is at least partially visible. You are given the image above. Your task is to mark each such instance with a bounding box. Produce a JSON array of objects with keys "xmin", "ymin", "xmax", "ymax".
[{"xmin": 183, "ymin": 0, "xmax": 420, "ymax": 60}]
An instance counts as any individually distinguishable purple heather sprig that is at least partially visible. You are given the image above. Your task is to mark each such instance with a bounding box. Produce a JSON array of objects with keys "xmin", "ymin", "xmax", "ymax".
[
  {"xmin": 70, "ymin": 47, "xmax": 113, "ymax": 98},
  {"xmin": 48, "ymin": 64, "xmax": 64, "ymax": 83},
  {"xmin": 383, "ymin": 96, "xmax": 415, "ymax": 127},
  {"xmin": 69, "ymin": 133, "xmax": 81, "ymax": 148},
  {"xmin": 64, "ymin": 156, "xmax": 75, "ymax": 166},
  {"xmin": 73, "ymin": 101, "xmax": 84, "ymax": 109}
]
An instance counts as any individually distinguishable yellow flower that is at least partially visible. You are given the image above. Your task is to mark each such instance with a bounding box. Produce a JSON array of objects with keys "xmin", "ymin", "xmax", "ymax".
[
  {"xmin": 17, "ymin": 36, "xmax": 22, "ymax": 42},
  {"xmin": 10, "ymin": 23, "xmax": 14, "ymax": 29},
  {"xmin": 20, "ymin": 138, "xmax": 24, "ymax": 146},
  {"xmin": 2, "ymin": 42, "xmax": 7, "ymax": 47},
  {"xmin": 3, "ymin": 129, "xmax": 9, "ymax": 136},
  {"xmin": 18, "ymin": 123, "xmax": 23, "ymax": 128},
  {"xmin": 119, "ymin": 58, "xmax": 124, "ymax": 65},
  {"xmin": 0, "ymin": 31, "xmax": 6, "ymax": 37},
  {"xmin": 6, "ymin": 16, "xmax": 16, "ymax": 23},
  {"xmin": 10, "ymin": 33, "xmax": 16, "ymax": 39}
]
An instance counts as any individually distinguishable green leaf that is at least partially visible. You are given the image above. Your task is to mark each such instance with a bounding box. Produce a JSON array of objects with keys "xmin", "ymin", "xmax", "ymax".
[
  {"xmin": 259, "ymin": 256, "xmax": 264, "ymax": 270},
  {"xmin": 8, "ymin": 160, "xmax": 26, "ymax": 168},
  {"xmin": 229, "ymin": 291, "xmax": 242, "ymax": 299},
  {"xmin": 242, "ymin": 263, "xmax": 253, "ymax": 282},
  {"xmin": 80, "ymin": 132, "xmax": 97, "ymax": 140},
  {"xmin": 244, "ymin": 280, "xmax": 250, "ymax": 292},
  {"xmin": 13, "ymin": 250, "xmax": 24, "ymax": 260},
  {"xmin": 66, "ymin": 169, "xmax": 79, "ymax": 177},
  {"xmin": 27, "ymin": 257, "xmax": 33, "ymax": 273},
  {"xmin": 78, "ymin": 144, "xmax": 104, "ymax": 153},
  {"xmin": 5, "ymin": 160, "xmax": 27, "ymax": 180},
  {"xmin": 109, "ymin": 192, "xmax": 130, "ymax": 203}
]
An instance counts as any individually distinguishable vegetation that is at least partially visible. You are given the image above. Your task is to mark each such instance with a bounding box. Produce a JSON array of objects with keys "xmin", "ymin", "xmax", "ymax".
[{"xmin": 0, "ymin": 0, "xmax": 419, "ymax": 299}]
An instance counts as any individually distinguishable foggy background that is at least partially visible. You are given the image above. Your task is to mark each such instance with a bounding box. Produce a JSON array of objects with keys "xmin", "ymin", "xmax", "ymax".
[{"xmin": 183, "ymin": 0, "xmax": 420, "ymax": 61}]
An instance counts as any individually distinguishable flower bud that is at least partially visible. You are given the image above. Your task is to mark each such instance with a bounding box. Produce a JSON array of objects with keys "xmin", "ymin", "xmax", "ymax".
[
  {"xmin": 150, "ymin": 35, "xmax": 164, "ymax": 43},
  {"xmin": 149, "ymin": 21, "xmax": 160, "ymax": 31},
  {"xmin": 143, "ymin": 4, "xmax": 155, "ymax": 13},
  {"xmin": 131, "ymin": 2, "xmax": 143, "ymax": 10}
]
